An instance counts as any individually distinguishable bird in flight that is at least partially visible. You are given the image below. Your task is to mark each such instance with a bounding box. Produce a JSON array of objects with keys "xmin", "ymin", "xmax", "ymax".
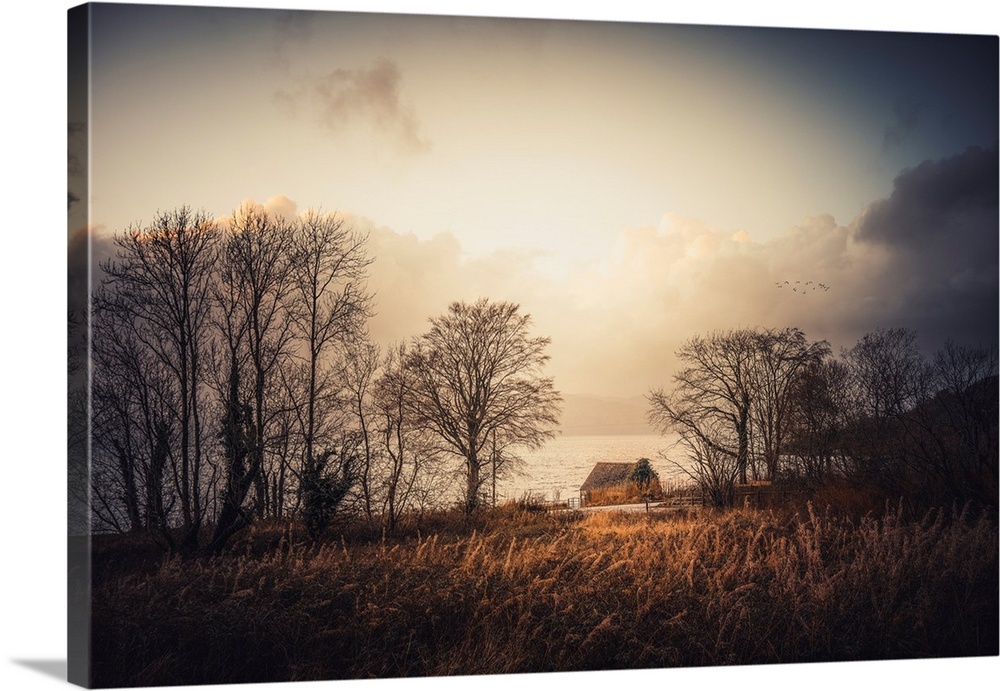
[{"xmin": 776, "ymin": 279, "xmax": 831, "ymax": 292}]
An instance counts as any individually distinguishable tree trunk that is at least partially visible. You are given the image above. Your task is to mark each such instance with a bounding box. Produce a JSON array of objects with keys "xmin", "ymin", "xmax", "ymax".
[
  {"xmin": 466, "ymin": 450, "xmax": 480, "ymax": 514},
  {"xmin": 737, "ymin": 398, "xmax": 750, "ymax": 485}
]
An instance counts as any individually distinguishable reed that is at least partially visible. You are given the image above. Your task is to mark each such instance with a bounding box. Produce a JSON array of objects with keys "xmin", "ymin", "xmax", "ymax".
[{"xmin": 90, "ymin": 502, "xmax": 998, "ymax": 687}]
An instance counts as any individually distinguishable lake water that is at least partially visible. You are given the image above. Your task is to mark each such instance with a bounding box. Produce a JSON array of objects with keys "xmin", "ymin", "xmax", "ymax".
[{"xmin": 498, "ymin": 432, "xmax": 687, "ymax": 504}]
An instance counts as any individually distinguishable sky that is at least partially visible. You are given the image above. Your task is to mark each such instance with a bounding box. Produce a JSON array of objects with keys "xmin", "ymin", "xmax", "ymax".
[{"xmin": 67, "ymin": 1, "xmax": 998, "ymax": 400}]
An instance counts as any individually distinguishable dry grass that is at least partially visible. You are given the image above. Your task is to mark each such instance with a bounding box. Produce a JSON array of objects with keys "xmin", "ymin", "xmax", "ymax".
[{"xmin": 90, "ymin": 502, "xmax": 998, "ymax": 687}]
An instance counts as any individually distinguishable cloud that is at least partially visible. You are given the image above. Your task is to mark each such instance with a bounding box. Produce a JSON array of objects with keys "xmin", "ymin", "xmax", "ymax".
[
  {"xmin": 853, "ymin": 143, "xmax": 999, "ymax": 348},
  {"xmin": 262, "ymin": 194, "xmax": 299, "ymax": 221},
  {"xmin": 79, "ymin": 145, "xmax": 998, "ymax": 400},
  {"xmin": 354, "ymin": 140, "xmax": 998, "ymax": 396},
  {"xmin": 276, "ymin": 58, "xmax": 431, "ymax": 154},
  {"xmin": 214, "ymin": 195, "xmax": 302, "ymax": 229},
  {"xmin": 571, "ymin": 147, "xmax": 998, "ymax": 393},
  {"xmin": 858, "ymin": 143, "xmax": 998, "ymax": 247},
  {"xmin": 351, "ymin": 215, "xmax": 548, "ymax": 348},
  {"xmin": 552, "ymin": 215, "xmax": 850, "ymax": 394}
]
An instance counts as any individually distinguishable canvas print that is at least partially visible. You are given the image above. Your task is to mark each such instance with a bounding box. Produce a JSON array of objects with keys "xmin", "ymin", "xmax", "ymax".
[{"xmin": 67, "ymin": 2, "xmax": 999, "ymax": 688}]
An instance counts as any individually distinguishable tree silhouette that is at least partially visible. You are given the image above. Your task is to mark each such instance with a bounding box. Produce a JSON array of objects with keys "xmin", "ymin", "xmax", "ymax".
[
  {"xmin": 371, "ymin": 342, "xmax": 444, "ymax": 532},
  {"xmin": 649, "ymin": 329, "xmax": 757, "ymax": 487},
  {"xmin": 97, "ymin": 207, "xmax": 220, "ymax": 552},
  {"xmin": 221, "ymin": 203, "xmax": 298, "ymax": 519},
  {"xmin": 404, "ymin": 299, "xmax": 561, "ymax": 513},
  {"xmin": 649, "ymin": 327, "xmax": 828, "ymax": 505},
  {"xmin": 288, "ymin": 210, "xmax": 373, "ymax": 516},
  {"xmin": 747, "ymin": 328, "xmax": 830, "ymax": 480}
]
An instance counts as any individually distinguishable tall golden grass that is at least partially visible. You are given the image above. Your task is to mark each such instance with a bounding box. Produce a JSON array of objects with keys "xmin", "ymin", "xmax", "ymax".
[{"xmin": 90, "ymin": 502, "xmax": 998, "ymax": 687}]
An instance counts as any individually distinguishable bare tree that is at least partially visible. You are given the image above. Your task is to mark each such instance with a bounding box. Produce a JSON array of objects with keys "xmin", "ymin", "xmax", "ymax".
[
  {"xmin": 839, "ymin": 327, "xmax": 934, "ymax": 492},
  {"xmin": 404, "ymin": 299, "xmax": 561, "ymax": 513},
  {"xmin": 899, "ymin": 341, "xmax": 998, "ymax": 506},
  {"xmin": 90, "ymin": 300, "xmax": 174, "ymax": 535},
  {"xmin": 842, "ymin": 328, "xmax": 931, "ymax": 420},
  {"xmin": 97, "ymin": 208, "xmax": 219, "ymax": 551},
  {"xmin": 206, "ymin": 233, "xmax": 254, "ymax": 549},
  {"xmin": 287, "ymin": 210, "xmax": 373, "ymax": 522},
  {"xmin": 371, "ymin": 342, "xmax": 446, "ymax": 530},
  {"xmin": 649, "ymin": 327, "xmax": 829, "ymax": 505},
  {"xmin": 784, "ymin": 358, "xmax": 851, "ymax": 481},
  {"xmin": 747, "ymin": 328, "xmax": 830, "ymax": 481},
  {"xmin": 649, "ymin": 329, "xmax": 757, "ymax": 488},
  {"xmin": 339, "ymin": 338, "xmax": 383, "ymax": 522},
  {"xmin": 221, "ymin": 203, "xmax": 298, "ymax": 520}
]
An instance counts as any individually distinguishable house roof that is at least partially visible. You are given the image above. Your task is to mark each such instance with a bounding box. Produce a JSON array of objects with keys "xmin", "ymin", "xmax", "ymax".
[{"xmin": 580, "ymin": 462, "xmax": 635, "ymax": 492}]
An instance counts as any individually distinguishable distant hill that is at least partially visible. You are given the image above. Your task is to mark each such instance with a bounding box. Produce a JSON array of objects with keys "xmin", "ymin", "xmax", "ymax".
[{"xmin": 558, "ymin": 394, "xmax": 657, "ymax": 436}]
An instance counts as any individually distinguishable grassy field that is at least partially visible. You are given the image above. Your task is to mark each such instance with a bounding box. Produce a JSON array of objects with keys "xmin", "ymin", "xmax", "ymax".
[{"xmin": 90, "ymin": 502, "xmax": 998, "ymax": 687}]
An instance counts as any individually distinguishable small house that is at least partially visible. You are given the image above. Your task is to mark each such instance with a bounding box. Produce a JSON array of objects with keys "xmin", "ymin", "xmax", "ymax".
[{"xmin": 579, "ymin": 462, "xmax": 638, "ymax": 507}]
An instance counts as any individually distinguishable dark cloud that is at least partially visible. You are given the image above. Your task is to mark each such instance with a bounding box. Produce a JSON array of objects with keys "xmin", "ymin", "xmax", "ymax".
[
  {"xmin": 276, "ymin": 59, "xmax": 431, "ymax": 154},
  {"xmin": 859, "ymin": 143, "xmax": 998, "ymax": 245},
  {"xmin": 854, "ymin": 144, "xmax": 999, "ymax": 350}
]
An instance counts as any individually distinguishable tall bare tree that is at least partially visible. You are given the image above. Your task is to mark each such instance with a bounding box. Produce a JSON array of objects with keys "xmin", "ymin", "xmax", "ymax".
[
  {"xmin": 649, "ymin": 327, "xmax": 829, "ymax": 504},
  {"xmin": 649, "ymin": 329, "xmax": 758, "ymax": 487},
  {"xmin": 287, "ymin": 210, "xmax": 373, "ymax": 519},
  {"xmin": 371, "ymin": 342, "xmax": 447, "ymax": 530},
  {"xmin": 206, "ymin": 228, "xmax": 254, "ymax": 549},
  {"xmin": 222, "ymin": 203, "xmax": 297, "ymax": 520},
  {"xmin": 404, "ymin": 299, "xmax": 561, "ymax": 513},
  {"xmin": 97, "ymin": 208, "xmax": 219, "ymax": 551},
  {"xmin": 90, "ymin": 300, "xmax": 175, "ymax": 535},
  {"xmin": 747, "ymin": 328, "xmax": 830, "ymax": 481},
  {"xmin": 842, "ymin": 327, "xmax": 930, "ymax": 421},
  {"xmin": 784, "ymin": 358, "xmax": 851, "ymax": 481},
  {"xmin": 839, "ymin": 327, "xmax": 934, "ymax": 491},
  {"xmin": 339, "ymin": 338, "xmax": 382, "ymax": 521}
]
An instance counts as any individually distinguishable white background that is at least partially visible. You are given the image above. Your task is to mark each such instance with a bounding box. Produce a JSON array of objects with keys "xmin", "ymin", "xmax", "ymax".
[{"xmin": 3, "ymin": 1, "xmax": 998, "ymax": 690}]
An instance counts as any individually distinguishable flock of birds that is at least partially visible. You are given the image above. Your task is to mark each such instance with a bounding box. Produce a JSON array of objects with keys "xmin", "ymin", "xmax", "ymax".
[{"xmin": 775, "ymin": 280, "xmax": 831, "ymax": 294}]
